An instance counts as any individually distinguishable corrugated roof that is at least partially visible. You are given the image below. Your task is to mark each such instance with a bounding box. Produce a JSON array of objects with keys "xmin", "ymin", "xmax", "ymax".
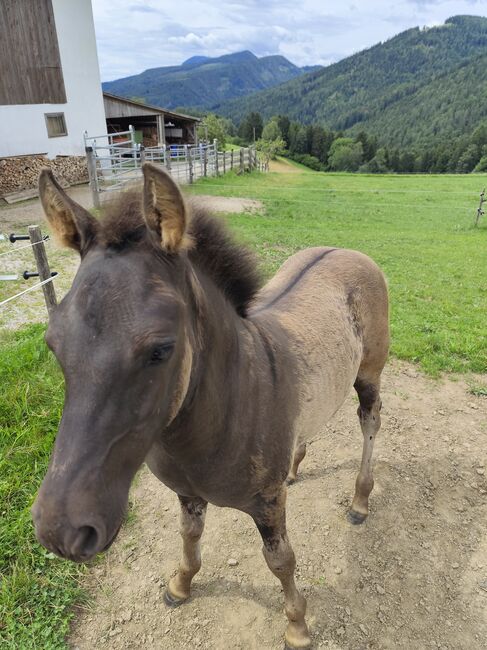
[{"xmin": 102, "ymin": 92, "xmax": 201, "ymax": 122}]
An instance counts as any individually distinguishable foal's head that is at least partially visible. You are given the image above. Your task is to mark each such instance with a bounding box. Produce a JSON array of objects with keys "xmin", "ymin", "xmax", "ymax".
[{"xmin": 32, "ymin": 164, "xmax": 228, "ymax": 562}]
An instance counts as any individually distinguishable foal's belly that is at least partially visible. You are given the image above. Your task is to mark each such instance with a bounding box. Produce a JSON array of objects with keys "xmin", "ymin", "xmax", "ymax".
[{"xmin": 294, "ymin": 355, "xmax": 360, "ymax": 443}]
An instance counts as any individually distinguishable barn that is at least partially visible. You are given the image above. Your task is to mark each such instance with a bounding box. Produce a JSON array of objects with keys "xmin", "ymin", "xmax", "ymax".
[
  {"xmin": 103, "ymin": 92, "xmax": 200, "ymax": 147},
  {"xmin": 0, "ymin": 0, "xmax": 107, "ymax": 159}
]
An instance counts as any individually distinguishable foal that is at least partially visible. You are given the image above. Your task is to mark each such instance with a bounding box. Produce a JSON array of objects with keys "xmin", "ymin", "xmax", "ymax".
[{"xmin": 32, "ymin": 164, "xmax": 389, "ymax": 649}]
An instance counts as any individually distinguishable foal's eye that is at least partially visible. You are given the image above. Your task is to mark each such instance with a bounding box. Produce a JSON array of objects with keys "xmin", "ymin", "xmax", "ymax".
[{"xmin": 149, "ymin": 343, "xmax": 174, "ymax": 365}]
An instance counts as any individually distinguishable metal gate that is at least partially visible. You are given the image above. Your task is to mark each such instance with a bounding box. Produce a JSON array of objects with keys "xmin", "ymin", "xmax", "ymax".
[{"xmin": 83, "ymin": 127, "xmax": 258, "ymax": 206}]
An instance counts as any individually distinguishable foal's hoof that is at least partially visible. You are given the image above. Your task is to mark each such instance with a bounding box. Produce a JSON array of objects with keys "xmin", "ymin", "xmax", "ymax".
[
  {"xmin": 286, "ymin": 477, "xmax": 296, "ymax": 487},
  {"xmin": 347, "ymin": 509, "xmax": 367, "ymax": 525},
  {"xmin": 163, "ymin": 589, "xmax": 188, "ymax": 608}
]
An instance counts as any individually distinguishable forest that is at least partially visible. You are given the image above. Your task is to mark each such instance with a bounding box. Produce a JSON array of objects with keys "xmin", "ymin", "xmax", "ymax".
[
  {"xmin": 216, "ymin": 16, "xmax": 487, "ymax": 160},
  {"xmin": 207, "ymin": 110, "xmax": 487, "ymax": 174}
]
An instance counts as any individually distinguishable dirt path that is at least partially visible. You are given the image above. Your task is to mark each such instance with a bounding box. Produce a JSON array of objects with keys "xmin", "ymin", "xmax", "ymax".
[
  {"xmin": 69, "ymin": 361, "xmax": 487, "ymax": 650},
  {"xmin": 269, "ymin": 158, "xmax": 306, "ymax": 174}
]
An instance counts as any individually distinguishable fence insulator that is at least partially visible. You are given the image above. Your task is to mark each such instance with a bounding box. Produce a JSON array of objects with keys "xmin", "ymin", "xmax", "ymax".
[
  {"xmin": 23, "ymin": 270, "xmax": 58, "ymax": 281},
  {"xmin": 9, "ymin": 233, "xmax": 30, "ymax": 243}
]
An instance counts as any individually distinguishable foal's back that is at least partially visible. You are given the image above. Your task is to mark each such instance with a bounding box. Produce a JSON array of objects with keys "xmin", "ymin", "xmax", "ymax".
[{"xmin": 249, "ymin": 246, "xmax": 389, "ymax": 434}]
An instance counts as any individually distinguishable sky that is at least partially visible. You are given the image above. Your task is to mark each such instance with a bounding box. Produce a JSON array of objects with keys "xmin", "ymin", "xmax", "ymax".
[{"xmin": 92, "ymin": 0, "xmax": 487, "ymax": 81}]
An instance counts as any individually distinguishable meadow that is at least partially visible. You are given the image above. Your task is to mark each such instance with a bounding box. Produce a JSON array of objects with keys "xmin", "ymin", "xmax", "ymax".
[
  {"xmin": 0, "ymin": 164, "xmax": 486, "ymax": 647},
  {"xmin": 188, "ymin": 164, "xmax": 487, "ymax": 375}
]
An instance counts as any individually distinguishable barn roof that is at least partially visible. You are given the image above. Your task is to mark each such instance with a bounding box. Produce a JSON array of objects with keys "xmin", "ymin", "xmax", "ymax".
[{"xmin": 102, "ymin": 92, "xmax": 201, "ymax": 123}]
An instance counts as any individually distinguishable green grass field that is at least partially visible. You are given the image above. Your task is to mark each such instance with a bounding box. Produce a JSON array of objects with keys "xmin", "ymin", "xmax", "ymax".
[
  {"xmin": 0, "ymin": 164, "xmax": 486, "ymax": 647},
  {"xmin": 188, "ymin": 165, "xmax": 487, "ymax": 375}
]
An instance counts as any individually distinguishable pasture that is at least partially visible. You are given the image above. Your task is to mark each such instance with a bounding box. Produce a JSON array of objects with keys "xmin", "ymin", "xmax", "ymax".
[
  {"xmin": 186, "ymin": 163, "xmax": 487, "ymax": 376},
  {"xmin": 0, "ymin": 162, "xmax": 486, "ymax": 648}
]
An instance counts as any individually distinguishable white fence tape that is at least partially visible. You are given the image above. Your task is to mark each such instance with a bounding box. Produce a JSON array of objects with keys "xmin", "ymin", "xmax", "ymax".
[{"xmin": 0, "ymin": 275, "xmax": 57, "ymax": 308}]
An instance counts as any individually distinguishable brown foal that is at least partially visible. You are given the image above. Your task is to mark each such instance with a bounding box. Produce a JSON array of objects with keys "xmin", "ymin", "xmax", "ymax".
[{"xmin": 32, "ymin": 164, "xmax": 389, "ymax": 649}]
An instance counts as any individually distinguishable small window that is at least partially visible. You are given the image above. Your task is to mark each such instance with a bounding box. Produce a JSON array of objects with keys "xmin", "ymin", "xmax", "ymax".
[{"xmin": 45, "ymin": 113, "xmax": 67, "ymax": 138}]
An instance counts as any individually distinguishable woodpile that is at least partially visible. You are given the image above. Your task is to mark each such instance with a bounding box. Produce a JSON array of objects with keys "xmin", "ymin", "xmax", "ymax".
[{"xmin": 0, "ymin": 155, "xmax": 88, "ymax": 197}]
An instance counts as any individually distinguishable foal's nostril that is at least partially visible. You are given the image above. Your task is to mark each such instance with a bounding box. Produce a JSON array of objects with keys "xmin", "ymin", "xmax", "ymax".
[{"xmin": 70, "ymin": 525, "xmax": 100, "ymax": 559}]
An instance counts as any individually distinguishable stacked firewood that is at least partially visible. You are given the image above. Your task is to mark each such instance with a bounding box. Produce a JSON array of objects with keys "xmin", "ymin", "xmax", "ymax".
[{"xmin": 0, "ymin": 155, "xmax": 88, "ymax": 197}]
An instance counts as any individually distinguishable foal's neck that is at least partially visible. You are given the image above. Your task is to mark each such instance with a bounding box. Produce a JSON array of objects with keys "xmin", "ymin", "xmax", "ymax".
[{"xmin": 167, "ymin": 267, "xmax": 273, "ymax": 448}]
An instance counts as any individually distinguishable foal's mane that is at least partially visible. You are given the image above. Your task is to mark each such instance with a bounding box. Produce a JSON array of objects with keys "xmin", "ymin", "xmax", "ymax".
[{"xmin": 99, "ymin": 190, "xmax": 261, "ymax": 317}]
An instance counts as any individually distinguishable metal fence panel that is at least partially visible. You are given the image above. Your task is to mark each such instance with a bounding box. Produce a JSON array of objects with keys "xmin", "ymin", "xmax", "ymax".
[{"xmin": 83, "ymin": 129, "xmax": 262, "ymax": 205}]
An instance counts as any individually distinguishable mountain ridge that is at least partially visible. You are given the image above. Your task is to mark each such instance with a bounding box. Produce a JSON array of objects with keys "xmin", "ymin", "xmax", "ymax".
[
  {"xmin": 215, "ymin": 15, "xmax": 487, "ymax": 147},
  {"xmin": 102, "ymin": 51, "xmax": 320, "ymax": 110}
]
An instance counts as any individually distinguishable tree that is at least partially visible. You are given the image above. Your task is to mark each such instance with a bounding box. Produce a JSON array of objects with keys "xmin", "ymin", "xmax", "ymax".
[
  {"xmin": 238, "ymin": 112, "xmax": 263, "ymax": 143},
  {"xmin": 473, "ymin": 155, "xmax": 487, "ymax": 172},
  {"xmin": 328, "ymin": 138, "xmax": 363, "ymax": 171},
  {"xmin": 291, "ymin": 126, "xmax": 308, "ymax": 155},
  {"xmin": 287, "ymin": 122, "xmax": 300, "ymax": 153},
  {"xmin": 256, "ymin": 137, "xmax": 286, "ymax": 164},
  {"xmin": 310, "ymin": 126, "xmax": 326, "ymax": 162},
  {"xmin": 387, "ymin": 148, "xmax": 401, "ymax": 172},
  {"xmin": 197, "ymin": 113, "xmax": 228, "ymax": 147},
  {"xmin": 398, "ymin": 151, "xmax": 416, "ymax": 172},
  {"xmin": 456, "ymin": 144, "xmax": 480, "ymax": 173},
  {"xmin": 471, "ymin": 123, "xmax": 487, "ymax": 149},
  {"xmin": 277, "ymin": 115, "xmax": 291, "ymax": 147},
  {"xmin": 258, "ymin": 117, "xmax": 285, "ymax": 165},
  {"xmin": 262, "ymin": 118, "xmax": 282, "ymax": 142},
  {"xmin": 355, "ymin": 131, "xmax": 377, "ymax": 162},
  {"xmin": 359, "ymin": 148, "xmax": 389, "ymax": 173}
]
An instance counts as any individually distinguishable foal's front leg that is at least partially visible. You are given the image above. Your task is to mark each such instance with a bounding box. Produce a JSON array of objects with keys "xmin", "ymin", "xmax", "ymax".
[
  {"xmin": 252, "ymin": 487, "xmax": 311, "ymax": 650},
  {"xmin": 164, "ymin": 495, "xmax": 207, "ymax": 606}
]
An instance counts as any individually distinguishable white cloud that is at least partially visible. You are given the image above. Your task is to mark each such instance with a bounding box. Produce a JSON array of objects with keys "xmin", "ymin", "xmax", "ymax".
[{"xmin": 91, "ymin": 0, "xmax": 487, "ymax": 80}]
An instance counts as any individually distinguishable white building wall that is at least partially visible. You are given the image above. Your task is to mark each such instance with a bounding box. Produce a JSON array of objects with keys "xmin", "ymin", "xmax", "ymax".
[{"xmin": 0, "ymin": 0, "xmax": 107, "ymax": 158}]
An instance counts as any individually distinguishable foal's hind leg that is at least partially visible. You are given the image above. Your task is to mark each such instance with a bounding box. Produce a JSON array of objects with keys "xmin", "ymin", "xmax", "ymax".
[
  {"xmin": 252, "ymin": 487, "xmax": 311, "ymax": 649},
  {"xmin": 164, "ymin": 495, "xmax": 207, "ymax": 606},
  {"xmin": 348, "ymin": 375, "xmax": 383, "ymax": 525},
  {"xmin": 287, "ymin": 442, "xmax": 307, "ymax": 485}
]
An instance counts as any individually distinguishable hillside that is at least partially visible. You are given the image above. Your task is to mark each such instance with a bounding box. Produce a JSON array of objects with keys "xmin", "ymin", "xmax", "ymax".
[
  {"xmin": 216, "ymin": 16, "xmax": 487, "ymax": 146},
  {"xmin": 102, "ymin": 51, "xmax": 320, "ymax": 110}
]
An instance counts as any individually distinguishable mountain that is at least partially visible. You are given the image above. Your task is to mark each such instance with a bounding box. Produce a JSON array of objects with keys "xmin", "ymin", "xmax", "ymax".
[
  {"xmin": 102, "ymin": 51, "xmax": 321, "ymax": 111},
  {"xmin": 216, "ymin": 16, "xmax": 487, "ymax": 147}
]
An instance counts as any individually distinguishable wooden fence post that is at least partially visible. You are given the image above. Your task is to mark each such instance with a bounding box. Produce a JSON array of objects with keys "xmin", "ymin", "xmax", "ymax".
[
  {"xmin": 231, "ymin": 150, "xmax": 234, "ymax": 170},
  {"xmin": 139, "ymin": 145, "xmax": 146, "ymax": 166},
  {"xmin": 85, "ymin": 146, "xmax": 100, "ymax": 209},
  {"xmin": 187, "ymin": 146, "xmax": 194, "ymax": 184},
  {"xmin": 240, "ymin": 148, "xmax": 244, "ymax": 173},
  {"xmin": 203, "ymin": 146, "xmax": 208, "ymax": 177},
  {"xmin": 214, "ymin": 140, "xmax": 219, "ymax": 176},
  {"xmin": 223, "ymin": 150, "xmax": 226, "ymax": 174},
  {"xmin": 165, "ymin": 145, "xmax": 171, "ymax": 172},
  {"xmin": 475, "ymin": 188, "xmax": 485, "ymax": 227},
  {"xmin": 28, "ymin": 225, "xmax": 57, "ymax": 313}
]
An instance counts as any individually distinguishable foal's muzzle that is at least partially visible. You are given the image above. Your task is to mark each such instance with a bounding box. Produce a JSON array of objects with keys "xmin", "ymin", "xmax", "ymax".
[{"xmin": 31, "ymin": 502, "xmax": 119, "ymax": 563}]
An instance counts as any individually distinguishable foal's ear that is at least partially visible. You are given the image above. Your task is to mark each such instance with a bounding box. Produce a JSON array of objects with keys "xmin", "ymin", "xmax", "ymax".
[
  {"xmin": 142, "ymin": 162, "xmax": 189, "ymax": 253},
  {"xmin": 39, "ymin": 169, "xmax": 98, "ymax": 254}
]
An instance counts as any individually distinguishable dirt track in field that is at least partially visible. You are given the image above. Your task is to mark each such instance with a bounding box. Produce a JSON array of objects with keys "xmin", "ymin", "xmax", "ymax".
[
  {"xmin": 269, "ymin": 159, "xmax": 306, "ymax": 174},
  {"xmin": 69, "ymin": 360, "xmax": 487, "ymax": 650}
]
